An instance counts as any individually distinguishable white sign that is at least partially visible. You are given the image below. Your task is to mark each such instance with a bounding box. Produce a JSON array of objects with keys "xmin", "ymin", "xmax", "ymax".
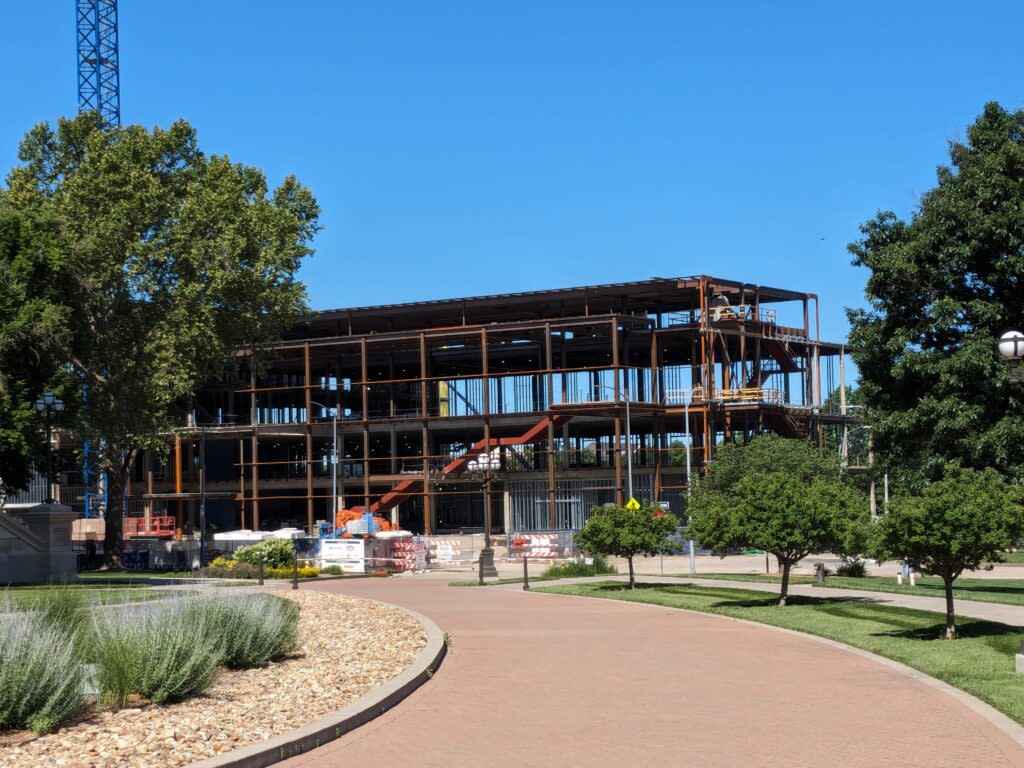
[{"xmin": 320, "ymin": 538, "xmax": 366, "ymax": 573}]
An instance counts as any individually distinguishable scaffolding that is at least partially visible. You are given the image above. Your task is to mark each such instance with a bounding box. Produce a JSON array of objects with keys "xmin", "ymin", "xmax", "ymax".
[{"xmin": 120, "ymin": 275, "xmax": 856, "ymax": 535}]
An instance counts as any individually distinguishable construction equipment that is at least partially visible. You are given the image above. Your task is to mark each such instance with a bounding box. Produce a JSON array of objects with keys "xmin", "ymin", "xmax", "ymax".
[{"xmin": 76, "ymin": 1, "xmax": 121, "ymax": 128}]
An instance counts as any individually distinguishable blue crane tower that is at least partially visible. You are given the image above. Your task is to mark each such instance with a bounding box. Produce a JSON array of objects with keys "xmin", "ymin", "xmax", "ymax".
[
  {"xmin": 75, "ymin": 1, "xmax": 121, "ymax": 516},
  {"xmin": 75, "ymin": 0, "xmax": 120, "ymax": 128}
]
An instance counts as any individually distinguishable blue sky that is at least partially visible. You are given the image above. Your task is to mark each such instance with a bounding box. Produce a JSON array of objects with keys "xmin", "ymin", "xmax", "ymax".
[{"xmin": 2, "ymin": 1, "xmax": 1022, "ymax": 343}]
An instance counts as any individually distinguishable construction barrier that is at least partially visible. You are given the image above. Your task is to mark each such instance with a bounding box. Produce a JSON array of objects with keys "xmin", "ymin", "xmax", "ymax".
[
  {"xmin": 507, "ymin": 530, "xmax": 575, "ymax": 559},
  {"xmin": 420, "ymin": 536, "xmax": 465, "ymax": 567}
]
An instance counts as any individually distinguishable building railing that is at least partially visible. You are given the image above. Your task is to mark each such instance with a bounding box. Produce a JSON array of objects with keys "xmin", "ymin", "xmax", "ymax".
[
  {"xmin": 666, "ymin": 305, "xmax": 777, "ymax": 326},
  {"xmin": 716, "ymin": 387, "xmax": 785, "ymax": 405},
  {"xmin": 124, "ymin": 515, "xmax": 176, "ymax": 538}
]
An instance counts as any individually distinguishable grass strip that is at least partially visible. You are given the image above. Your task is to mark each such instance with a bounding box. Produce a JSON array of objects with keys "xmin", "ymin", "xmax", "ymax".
[
  {"xmin": 679, "ymin": 573, "xmax": 1024, "ymax": 607},
  {"xmin": 537, "ymin": 581, "xmax": 1024, "ymax": 726},
  {"xmin": 3, "ymin": 588, "xmax": 172, "ymax": 609}
]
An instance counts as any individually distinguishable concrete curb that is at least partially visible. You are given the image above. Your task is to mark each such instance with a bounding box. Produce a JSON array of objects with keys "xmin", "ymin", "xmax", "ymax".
[
  {"xmin": 186, "ymin": 600, "xmax": 447, "ymax": 768},
  {"xmin": 529, "ymin": 583, "xmax": 1024, "ymax": 752}
]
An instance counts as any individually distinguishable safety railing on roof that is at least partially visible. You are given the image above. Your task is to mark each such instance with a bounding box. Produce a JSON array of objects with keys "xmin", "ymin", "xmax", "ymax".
[
  {"xmin": 717, "ymin": 388, "xmax": 785, "ymax": 405},
  {"xmin": 665, "ymin": 306, "xmax": 777, "ymax": 326}
]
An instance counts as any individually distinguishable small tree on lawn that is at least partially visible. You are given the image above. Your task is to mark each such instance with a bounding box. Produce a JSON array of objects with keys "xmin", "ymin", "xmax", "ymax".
[
  {"xmin": 575, "ymin": 502, "xmax": 680, "ymax": 589},
  {"xmin": 687, "ymin": 435, "xmax": 868, "ymax": 606},
  {"xmin": 870, "ymin": 465, "xmax": 1024, "ymax": 639}
]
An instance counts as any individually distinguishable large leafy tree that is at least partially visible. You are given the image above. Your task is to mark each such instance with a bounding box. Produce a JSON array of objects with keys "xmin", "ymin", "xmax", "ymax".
[
  {"xmin": 2, "ymin": 113, "xmax": 320, "ymax": 564},
  {"xmin": 847, "ymin": 102, "xmax": 1024, "ymax": 486},
  {"xmin": 576, "ymin": 502, "xmax": 680, "ymax": 589},
  {"xmin": 0, "ymin": 203, "xmax": 69, "ymax": 497},
  {"xmin": 687, "ymin": 435, "xmax": 868, "ymax": 605},
  {"xmin": 870, "ymin": 465, "xmax": 1024, "ymax": 639}
]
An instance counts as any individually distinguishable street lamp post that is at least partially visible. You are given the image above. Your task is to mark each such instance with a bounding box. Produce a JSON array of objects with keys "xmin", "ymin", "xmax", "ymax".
[
  {"xmin": 682, "ymin": 387, "xmax": 702, "ymax": 576},
  {"xmin": 999, "ymin": 331, "xmax": 1024, "ymax": 382},
  {"xmin": 33, "ymin": 392, "xmax": 65, "ymax": 503},
  {"xmin": 199, "ymin": 427, "xmax": 207, "ymax": 567},
  {"xmin": 467, "ymin": 448, "xmax": 501, "ymax": 584}
]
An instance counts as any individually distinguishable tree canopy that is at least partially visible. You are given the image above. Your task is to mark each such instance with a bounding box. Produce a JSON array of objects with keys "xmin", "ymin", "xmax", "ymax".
[
  {"xmin": 687, "ymin": 435, "xmax": 868, "ymax": 604},
  {"xmin": 1, "ymin": 113, "xmax": 320, "ymax": 562},
  {"xmin": 847, "ymin": 101, "xmax": 1024, "ymax": 486},
  {"xmin": 0, "ymin": 203, "xmax": 69, "ymax": 496},
  {"xmin": 576, "ymin": 502, "xmax": 680, "ymax": 588},
  {"xmin": 870, "ymin": 465, "xmax": 1024, "ymax": 638}
]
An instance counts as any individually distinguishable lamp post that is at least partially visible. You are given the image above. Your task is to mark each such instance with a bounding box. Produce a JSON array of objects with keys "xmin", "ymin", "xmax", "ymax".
[
  {"xmin": 594, "ymin": 374, "xmax": 634, "ymax": 503},
  {"xmin": 1000, "ymin": 331, "xmax": 1024, "ymax": 382},
  {"xmin": 682, "ymin": 387, "xmax": 703, "ymax": 576},
  {"xmin": 467, "ymin": 447, "xmax": 500, "ymax": 584},
  {"xmin": 33, "ymin": 392, "xmax": 65, "ymax": 503},
  {"xmin": 311, "ymin": 401, "xmax": 342, "ymax": 518},
  {"xmin": 199, "ymin": 426, "xmax": 207, "ymax": 567}
]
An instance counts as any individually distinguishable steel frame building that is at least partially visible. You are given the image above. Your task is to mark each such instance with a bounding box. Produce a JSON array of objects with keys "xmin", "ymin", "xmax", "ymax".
[{"xmin": 124, "ymin": 276, "xmax": 855, "ymax": 537}]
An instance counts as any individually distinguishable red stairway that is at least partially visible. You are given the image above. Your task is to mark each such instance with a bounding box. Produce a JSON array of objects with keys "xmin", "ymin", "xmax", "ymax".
[{"xmin": 352, "ymin": 413, "xmax": 571, "ymax": 516}]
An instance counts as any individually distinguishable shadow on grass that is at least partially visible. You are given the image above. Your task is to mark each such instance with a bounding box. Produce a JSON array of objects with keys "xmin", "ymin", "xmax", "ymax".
[{"xmin": 878, "ymin": 618, "xmax": 1022, "ymax": 643}]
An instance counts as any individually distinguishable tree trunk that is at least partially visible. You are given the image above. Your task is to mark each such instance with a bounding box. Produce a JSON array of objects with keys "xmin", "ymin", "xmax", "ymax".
[
  {"xmin": 779, "ymin": 560, "xmax": 791, "ymax": 606},
  {"xmin": 103, "ymin": 466, "xmax": 127, "ymax": 569},
  {"xmin": 628, "ymin": 555, "xmax": 635, "ymax": 589},
  {"xmin": 943, "ymin": 575, "xmax": 957, "ymax": 639},
  {"xmin": 102, "ymin": 448, "xmax": 139, "ymax": 570}
]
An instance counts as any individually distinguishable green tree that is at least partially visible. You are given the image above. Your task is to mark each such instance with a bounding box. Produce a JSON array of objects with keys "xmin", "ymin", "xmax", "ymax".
[
  {"xmin": 870, "ymin": 465, "xmax": 1024, "ymax": 639},
  {"xmin": 3, "ymin": 114, "xmax": 320, "ymax": 564},
  {"xmin": 687, "ymin": 435, "xmax": 868, "ymax": 605},
  {"xmin": 847, "ymin": 102, "xmax": 1024, "ymax": 486},
  {"xmin": 575, "ymin": 502, "xmax": 680, "ymax": 589},
  {"xmin": 0, "ymin": 204, "xmax": 70, "ymax": 496}
]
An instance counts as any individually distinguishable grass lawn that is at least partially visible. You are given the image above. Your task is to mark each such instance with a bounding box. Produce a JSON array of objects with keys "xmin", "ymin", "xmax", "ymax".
[
  {"xmin": 450, "ymin": 577, "xmax": 555, "ymax": 587},
  {"xmin": 681, "ymin": 573, "xmax": 1024, "ymax": 607},
  {"xmin": 3, "ymin": 585, "xmax": 171, "ymax": 607},
  {"xmin": 77, "ymin": 570, "xmax": 197, "ymax": 580},
  {"xmin": 538, "ymin": 581, "xmax": 1024, "ymax": 725}
]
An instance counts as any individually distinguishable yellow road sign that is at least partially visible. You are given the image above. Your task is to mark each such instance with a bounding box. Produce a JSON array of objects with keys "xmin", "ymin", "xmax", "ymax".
[{"xmin": 625, "ymin": 497, "xmax": 640, "ymax": 510}]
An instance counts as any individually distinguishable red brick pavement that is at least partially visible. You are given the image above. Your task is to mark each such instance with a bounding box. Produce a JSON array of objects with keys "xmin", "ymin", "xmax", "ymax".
[{"xmin": 280, "ymin": 575, "xmax": 1024, "ymax": 768}]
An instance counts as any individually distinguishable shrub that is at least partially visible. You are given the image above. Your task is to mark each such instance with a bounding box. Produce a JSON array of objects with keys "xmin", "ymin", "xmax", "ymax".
[
  {"xmin": 0, "ymin": 611, "xmax": 85, "ymax": 733},
  {"xmin": 321, "ymin": 565, "xmax": 343, "ymax": 576},
  {"xmin": 30, "ymin": 585, "xmax": 89, "ymax": 640},
  {"xmin": 208, "ymin": 556, "xmax": 236, "ymax": 569},
  {"xmin": 92, "ymin": 597, "xmax": 224, "ymax": 708},
  {"xmin": 210, "ymin": 594, "xmax": 299, "ymax": 668},
  {"xmin": 264, "ymin": 566, "xmax": 319, "ymax": 579},
  {"xmin": 198, "ymin": 565, "xmax": 233, "ymax": 579},
  {"xmin": 836, "ymin": 557, "xmax": 867, "ymax": 578},
  {"xmin": 198, "ymin": 562, "xmax": 261, "ymax": 580},
  {"xmin": 234, "ymin": 538, "xmax": 296, "ymax": 569},
  {"xmin": 540, "ymin": 555, "xmax": 617, "ymax": 579}
]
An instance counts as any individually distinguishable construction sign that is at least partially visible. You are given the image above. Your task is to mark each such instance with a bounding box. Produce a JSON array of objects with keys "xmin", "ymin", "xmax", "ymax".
[{"xmin": 625, "ymin": 497, "xmax": 641, "ymax": 510}]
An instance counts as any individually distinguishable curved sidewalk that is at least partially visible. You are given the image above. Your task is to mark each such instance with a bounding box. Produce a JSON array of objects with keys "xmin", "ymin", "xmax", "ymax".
[{"xmin": 282, "ymin": 574, "xmax": 1024, "ymax": 768}]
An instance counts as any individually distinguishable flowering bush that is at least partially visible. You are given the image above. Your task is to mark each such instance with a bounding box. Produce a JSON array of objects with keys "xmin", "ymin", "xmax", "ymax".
[
  {"xmin": 234, "ymin": 538, "xmax": 296, "ymax": 569},
  {"xmin": 264, "ymin": 566, "xmax": 320, "ymax": 579}
]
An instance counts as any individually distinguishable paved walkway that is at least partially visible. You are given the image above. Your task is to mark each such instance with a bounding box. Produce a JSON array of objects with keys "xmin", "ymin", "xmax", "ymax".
[
  {"xmin": 504, "ymin": 574, "xmax": 1024, "ymax": 626},
  {"xmin": 281, "ymin": 573, "xmax": 1024, "ymax": 768}
]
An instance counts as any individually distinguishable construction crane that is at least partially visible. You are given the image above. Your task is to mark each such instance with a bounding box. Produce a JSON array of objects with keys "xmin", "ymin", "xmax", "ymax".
[
  {"xmin": 75, "ymin": 0, "xmax": 120, "ymax": 128},
  {"xmin": 75, "ymin": 1, "xmax": 122, "ymax": 517}
]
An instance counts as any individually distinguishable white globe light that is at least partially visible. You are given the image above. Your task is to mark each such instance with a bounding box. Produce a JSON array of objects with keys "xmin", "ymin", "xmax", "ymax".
[
  {"xmin": 468, "ymin": 459, "xmax": 479, "ymax": 472},
  {"xmin": 999, "ymin": 331, "xmax": 1024, "ymax": 361}
]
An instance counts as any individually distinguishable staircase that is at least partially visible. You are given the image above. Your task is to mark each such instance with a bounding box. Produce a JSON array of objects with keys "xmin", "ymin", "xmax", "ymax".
[
  {"xmin": 763, "ymin": 409, "xmax": 804, "ymax": 439},
  {"xmin": 354, "ymin": 413, "xmax": 572, "ymax": 516}
]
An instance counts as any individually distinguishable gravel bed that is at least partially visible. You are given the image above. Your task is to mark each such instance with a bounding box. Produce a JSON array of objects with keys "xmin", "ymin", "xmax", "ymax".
[{"xmin": 0, "ymin": 589, "xmax": 426, "ymax": 768}]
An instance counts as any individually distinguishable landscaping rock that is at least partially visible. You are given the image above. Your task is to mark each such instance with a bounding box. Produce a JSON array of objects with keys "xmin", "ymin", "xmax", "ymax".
[{"xmin": 0, "ymin": 590, "xmax": 425, "ymax": 768}]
